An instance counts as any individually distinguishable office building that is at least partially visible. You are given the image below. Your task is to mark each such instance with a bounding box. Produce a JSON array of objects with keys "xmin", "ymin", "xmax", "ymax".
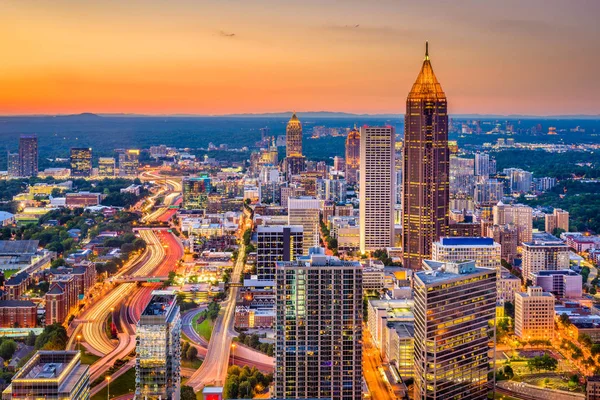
[
  {"xmin": 498, "ymin": 268, "xmax": 522, "ymax": 303},
  {"xmin": 449, "ymin": 156, "xmax": 475, "ymax": 195},
  {"xmin": 256, "ymin": 225, "xmax": 303, "ymax": 281},
  {"xmin": 359, "ymin": 126, "xmax": 395, "ymax": 253},
  {"xmin": 474, "ymin": 178, "xmax": 504, "ymax": 204},
  {"xmin": 19, "ymin": 134, "xmax": 38, "ymax": 177},
  {"xmin": 2, "ymin": 351, "xmax": 90, "ymax": 400},
  {"xmin": 531, "ymin": 270, "xmax": 582, "ymax": 299},
  {"xmin": 288, "ymin": 197, "xmax": 320, "ymax": 255},
  {"xmin": 275, "ymin": 251, "xmax": 363, "ymax": 400},
  {"xmin": 70, "ymin": 148, "xmax": 93, "ymax": 177},
  {"xmin": 182, "ymin": 176, "xmax": 211, "ymax": 210},
  {"xmin": 514, "ymin": 286, "xmax": 554, "ymax": 341},
  {"xmin": 487, "ymin": 223, "xmax": 519, "ymax": 263},
  {"xmin": 474, "ymin": 152, "xmax": 490, "ymax": 177},
  {"xmin": 402, "ymin": 43, "xmax": 449, "ymax": 269},
  {"xmin": 522, "ymin": 236, "xmax": 569, "ymax": 281},
  {"xmin": 136, "ymin": 291, "xmax": 181, "ymax": 400},
  {"xmin": 545, "ymin": 208, "xmax": 569, "ymax": 234},
  {"xmin": 432, "ymin": 237, "xmax": 501, "ymax": 272},
  {"xmin": 588, "ymin": 377, "xmax": 600, "ymax": 400},
  {"xmin": 493, "ymin": 202, "xmax": 533, "ymax": 244},
  {"xmin": 414, "ymin": 260, "xmax": 496, "ymax": 399},
  {"xmin": 98, "ymin": 157, "xmax": 116, "ymax": 177},
  {"xmin": 345, "ymin": 127, "xmax": 360, "ymax": 184},
  {"xmin": 118, "ymin": 149, "xmax": 140, "ymax": 177},
  {"xmin": 7, "ymin": 152, "xmax": 19, "ymax": 178},
  {"xmin": 284, "ymin": 113, "xmax": 306, "ymax": 177}
]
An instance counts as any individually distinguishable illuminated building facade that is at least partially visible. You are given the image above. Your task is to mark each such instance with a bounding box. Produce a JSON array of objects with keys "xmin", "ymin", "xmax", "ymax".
[
  {"xmin": 402, "ymin": 43, "xmax": 449, "ymax": 269},
  {"xmin": 136, "ymin": 291, "xmax": 181, "ymax": 400},
  {"xmin": 414, "ymin": 260, "xmax": 496, "ymax": 400},
  {"xmin": 19, "ymin": 134, "xmax": 38, "ymax": 178},
  {"xmin": 288, "ymin": 197, "xmax": 320, "ymax": 255},
  {"xmin": 118, "ymin": 149, "xmax": 140, "ymax": 177},
  {"xmin": 256, "ymin": 225, "xmax": 304, "ymax": 281},
  {"xmin": 514, "ymin": 286, "xmax": 554, "ymax": 341},
  {"xmin": 359, "ymin": 126, "xmax": 395, "ymax": 253},
  {"xmin": 98, "ymin": 157, "xmax": 116, "ymax": 177},
  {"xmin": 345, "ymin": 127, "xmax": 360, "ymax": 184},
  {"xmin": 275, "ymin": 251, "xmax": 363, "ymax": 400},
  {"xmin": 432, "ymin": 237, "xmax": 501, "ymax": 273},
  {"xmin": 284, "ymin": 113, "xmax": 306, "ymax": 177},
  {"xmin": 7, "ymin": 153, "xmax": 19, "ymax": 178},
  {"xmin": 2, "ymin": 351, "xmax": 90, "ymax": 400},
  {"xmin": 70, "ymin": 147, "xmax": 93, "ymax": 177},
  {"xmin": 545, "ymin": 208, "xmax": 569, "ymax": 234},
  {"xmin": 182, "ymin": 176, "xmax": 211, "ymax": 210}
]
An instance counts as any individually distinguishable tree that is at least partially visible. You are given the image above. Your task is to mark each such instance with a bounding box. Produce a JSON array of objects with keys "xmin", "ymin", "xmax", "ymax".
[
  {"xmin": 238, "ymin": 381, "xmax": 252, "ymax": 398},
  {"xmin": 503, "ymin": 365, "xmax": 514, "ymax": 379},
  {"xmin": 186, "ymin": 346, "xmax": 198, "ymax": 361},
  {"xmin": 559, "ymin": 313, "xmax": 571, "ymax": 327},
  {"xmin": 504, "ymin": 302, "xmax": 515, "ymax": 319},
  {"xmin": 580, "ymin": 334, "xmax": 593, "ymax": 348},
  {"xmin": 0, "ymin": 340, "xmax": 17, "ymax": 360},
  {"xmin": 180, "ymin": 385, "xmax": 196, "ymax": 400},
  {"xmin": 224, "ymin": 377, "xmax": 239, "ymax": 399},
  {"xmin": 26, "ymin": 331, "xmax": 37, "ymax": 346}
]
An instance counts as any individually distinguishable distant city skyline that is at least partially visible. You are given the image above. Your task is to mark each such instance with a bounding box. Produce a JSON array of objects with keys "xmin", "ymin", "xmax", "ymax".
[{"xmin": 1, "ymin": 1, "xmax": 599, "ymax": 116}]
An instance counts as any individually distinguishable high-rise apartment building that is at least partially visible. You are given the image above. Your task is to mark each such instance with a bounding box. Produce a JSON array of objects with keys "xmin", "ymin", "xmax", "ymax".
[
  {"xmin": 7, "ymin": 152, "xmax": 19, "ymax": 178},
  {"xmin": 345, "ymin": 127, "xmax": 360, "ymax": 184},
  {"xmin": 359, "ymin": 126, "xmax": 395, "ymax": 253},
  {"xmin": 432, "ymin": 237, "xmax": 501, "ymax": 272},
  {"xmin": 182, "ymin": 176, "xmax": 211, "ymax": 210},
  {"xmin": 522, "ymin": 236, "xmax": 569, "ymax": 281},
  {"xmin": 136, "ymin": 291, "xmax": 181, "ymax": 400},
  {"xmin": 514, "ymin": 286, "xmax": 555, "ymax": 341},
  {"xmin": 414, "ymin": 260, "xmax": 496, "ymax": 400},
  {"xmin": 19, "ymin": 134, "xmax": 38, "ymax": 177},
  {"xmin": 493, "ymin": 202, "xmax": 533, "ymax": 244},
  {"xmin": 402, "ymin": 43, "xmax": 449, "ymax": 269},
  {"xmin": 275, "ymin": 251, "xmax": 363, "ymax": 400},
  {"xmin": 474, "ymin": 152, "xmax": 490, "ymax": 177},
  {"xmin": 474, "ymin": 178, "xmax": 504, "ymax": 204},
  {"xmin": 98, "ymin": 157, "xmax": 116, "ymax": 177},
  {"xmin": 70, "ymin": 148, "xmax": 93, "ymax": 177},
  {"xmin": 2, "ymin": 351, "xmax": 90, "ymax": 400},
  {"xmin": 288, "ymin": 197, "xmax": 320, "ymax": 255},
  {"xmin": 118, "ymin": 149, "xmax": 140, "ymax": 177},
  {"xmin": 504, "ymin": 168, "xmax": 533, "ymax": 193},
  {"xmin": 256, "ymin": 225, "xmax": 303, "ymax": 281},
  {"xmin": 545, "ymin": 208, "xmax": 569, "ymax": 234},
  {"xmin": 450, "ymin": 156, "xmax": 475, "ymax": 195},
  {"xmin": 487, "ymin": 223, "xmax": 519, "ymax": 262}
]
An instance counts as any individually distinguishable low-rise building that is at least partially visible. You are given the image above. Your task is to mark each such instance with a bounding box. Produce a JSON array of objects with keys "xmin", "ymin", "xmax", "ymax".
[
  {"xmin": 0, "ymin": 300, "xmax": 37, "ymax": 328},
  {"xmin": 515, "ymin": 286, "xmax": 555, "ymax": 341},
  {"xmin": 532, "ymin": 269, "xmax": 582, "ymax": 299}
]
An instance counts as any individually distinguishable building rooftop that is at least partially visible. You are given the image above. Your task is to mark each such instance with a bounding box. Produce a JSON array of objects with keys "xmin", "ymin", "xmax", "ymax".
[
  {"xmin": 438, "ymin": 237, "xmax": 496, "ymax": 246},
  {"xmin": 418, "ymin": 260, "xmax": 493, "ymax": 285},
  {"xmin": 0, "ymin": 240, "xmax": 39, "ymax": 255},
  {"xmin": 142, "ymin": 291, "xmax": 177, "ymax": 317},
  {"xmin": 534, "ymin": 269, "xmax": 580, "ymax": 277}
]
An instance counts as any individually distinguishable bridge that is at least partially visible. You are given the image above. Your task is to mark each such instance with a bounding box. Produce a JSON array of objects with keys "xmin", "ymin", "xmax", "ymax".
[{"xmin": 109, "ymin": 276, "xmax": 169, "ymax": 283}]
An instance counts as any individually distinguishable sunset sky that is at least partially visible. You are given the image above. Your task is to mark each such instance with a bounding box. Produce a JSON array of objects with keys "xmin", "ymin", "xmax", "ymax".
[{"xmin": 1, "ymin": 0, "xmax": 599, "ymax": 116}]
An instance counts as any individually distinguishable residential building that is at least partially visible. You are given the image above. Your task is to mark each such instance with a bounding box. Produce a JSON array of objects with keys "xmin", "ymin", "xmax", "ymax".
[
  {"xmin": 345, "ymin": 127, "xmax": 360, "ymax": 184},
  {"xmin": 360, "ymin": 126, "xmax": 395, "ymax": 253},
  {"xmin": 7, "ymin": 153, "xmax": 19, "ymax": 178},
  {"xmin": 498, "ymin": 268, "xmax": 522, "ymax": 303},
  {"xmin": 414, "ymin": 260, "xmax": 496, "ymax": 400},
  {"xmin": 288, "ymin": 197, "xmax": 320, "ymax": 255},
  {"xmin": 0, "ymin": 300, "xmax": 37, "ymax": 328},
  {"xmin": 474, "ymin": 152, "xmax": 490, "ymax": 177},
  {"xmin": 118, "ymin": 149, "xmax": 140, "ymax": 177},
  {"xmin": 587, "ymin": 376, "xmax": 600, "ymax": 400},
  {"xmin": 487, "ymin": 223, "xmax": 519, "ymax": 263},
  {"xmin": 98, "ymin": 157, "xmax": 116, "ymax": 177},
  {"xmin": 514, "ymin": 286, "xmax": 555, "ymax": 341},
  {"xmin": 493, "ymin": 202, "xmax": 533, "ymax": 244},
  {"xmin": 70, "ymin": 148, "xmax": 93, "ymax": 177},
  {"xmin": 2, "ymin": 351, "xmax": 90, "ymax": 400},
  {"xmin": 432, "ymin": 237, "xmax": 501, "ymax": 272},
  {"xmin": 545, "ymin": 208, "xmax": 569, "ymax": 234},
  {"xmin": 256, "ymin": 225, "xmax": 303, "ymax": 281},
  {"xmin": 19, "ymin": 134, "xmax": 38, "ymax": 178},
  {"xmin": 65, "ymin": 192, "xmax": 102, "ymax": 208},
  {"xmin": 522, "ymin": 236, "xmax": 569, "ymax": 281},
  {"xmin": 136, "ymin": 291, "xmax": 181, "ymax": 400},
  {"xmin": 275, "ymin": 251, "xmax": 363, "ymax": 400},
  {"xmin": 402, "ymin": 44, "xmax": 449, "ymax": 269}
]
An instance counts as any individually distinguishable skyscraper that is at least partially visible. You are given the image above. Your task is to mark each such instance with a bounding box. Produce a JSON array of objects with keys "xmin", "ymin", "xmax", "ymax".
[
  {"xmin": 19, "ymin": 134, "xmax": 38, "ymax": 178},
  {"xmin": 345, "ymin": 127, "xmax": 360, "ymax": 184},
  {"xmin": 118, "ymin": 149, "xmax": 140, "ymax": 177},
  {"xmin": 7, "ymin": 152, "xmax": 19, "ymax": 178},
  {"xmin": 136, "ymin": 290, "xmax": 181, "ymax": 400},
  {"xmin": 492, "ymin": 202, "xmax": 532, "ymax": 244},
  {"xmin": 545, "ymin": 208, "xmax": 569, "ymax": 234},
  {"xmin": 414, "ymin": 260, "xmax": 496, "ymax": 399},
  {"xmin": 70, "ymin": 147, "xmax": 93, "ymax": 177},
  {"xmin": 98, "ymin": 157, "xmax": 116, "ymax": 177},
  {"xmin": 182, "ymin": 176, "xmax": 211, "ymax": 210},
  {"xmin": 275, "ymin": 250, "xmax": 363, "ymax": 400},
  {"xmin": 402, "ymin": 43, "xmax": 449, "ymax": 269},
  {"xmin": 288, "ymin": 197, "xmax": 320, "ymax": 255},
  {"xmin": 256, "ymin": 225, "xmax": 304, "ymax": 281},
  {"xmin": 284, "ymin": 113, "xmax": 306, "ymax": 177},
  {"xmin": 474, "ymin": 152, "xmax": 490, "ymax": 177},
  {"xmin": 359, "ymin": 126, "xmax": 395, "ymax": 253}
]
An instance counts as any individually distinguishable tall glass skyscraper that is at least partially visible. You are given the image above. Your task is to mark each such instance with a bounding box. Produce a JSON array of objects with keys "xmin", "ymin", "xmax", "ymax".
[
  {"xmin": 345, "ymin": 127, "xmax": 360, "ymax": 184},
  {"xmin": 70, "ymin": 147, "xmax": 93, "ymax": 177},
  {"xmin": 136, "ymin": 290, "xmax": 181, "ymax": 400},
  {"xmin": 284, "ymin": 113, "xmax": 306, "ymax": 177},
  {"xmin": 402, "ymin": 43, "xmax": 450, "ymax": 269},
  {"xmin": 19, "ymin": 134, "xmax": 38, "ymax": 178},
  {"xmin": 275, "ymin": 250, "xmax": 363, "ymax": 400},
  {"xmin": 414, "ymin": 260, "xmax": 496, "ymax": 399}
]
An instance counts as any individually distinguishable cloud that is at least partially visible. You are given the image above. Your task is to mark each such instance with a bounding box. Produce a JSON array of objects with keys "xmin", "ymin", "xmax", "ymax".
[{"xmin": 219, "ymin": 30, "xmax": 236, "ymax": 38}]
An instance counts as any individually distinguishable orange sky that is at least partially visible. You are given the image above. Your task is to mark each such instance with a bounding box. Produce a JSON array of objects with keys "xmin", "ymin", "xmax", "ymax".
[{"xmin": 1, "ymin": 0, "xmax": 599, "ymax": 115}]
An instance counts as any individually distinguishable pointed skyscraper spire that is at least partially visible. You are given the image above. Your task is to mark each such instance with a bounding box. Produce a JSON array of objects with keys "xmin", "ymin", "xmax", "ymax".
[
  {"xmin": 425, "ymin": 41, "xmax": 429, "ymax": 60},
  {"xmin": 408, "ymin": 41, "xmax": 445, "ymax": 100}
]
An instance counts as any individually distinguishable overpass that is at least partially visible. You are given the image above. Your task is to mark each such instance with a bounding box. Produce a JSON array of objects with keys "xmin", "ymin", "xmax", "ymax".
[{"xmin": 109, "ymin": 276, "xmax": 169, "ymax": 283}]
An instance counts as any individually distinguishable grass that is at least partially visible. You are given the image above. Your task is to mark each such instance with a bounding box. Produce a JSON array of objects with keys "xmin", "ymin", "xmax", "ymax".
[
  {"xmin": 2, "ymin": 269, "xmax": 19, "ymax": 279},
  {"xmin": 79, "ymin": 350, "xmax": 100, "ymax": 365},
  {"xmin": 92, "ymin": 367, "xmax": 136, "ymax": 400},
  {"xmin": 195, "ymin": 318, "xmax": 213, "ymax": 341},
  {"xmin": 182, "ymin": 358, "xmax": 203, "ymax": 369}
]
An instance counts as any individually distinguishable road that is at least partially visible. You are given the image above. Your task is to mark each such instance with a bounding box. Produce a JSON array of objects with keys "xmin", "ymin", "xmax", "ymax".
[
  {"xmin": 363, "ymin": 328, "xmax": 396, "ymax": 400},
  {"xmin": 187, "ymin": 240, "xmax": 247, "ymax": 391},
  {"xmin": 497, "ymin": 380, "xmax": 585, "ymax": 400}
]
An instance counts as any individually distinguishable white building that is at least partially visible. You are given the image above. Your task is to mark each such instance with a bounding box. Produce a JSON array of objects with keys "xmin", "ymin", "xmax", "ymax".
[
  {"xmin": 493, "ymin": 202, "xmax": 533, "ymax": 244},
  {"xmin": 515, "ymin": 286, "xmax": 555, "ymax": 341},
  {"xmin": 288, "ymin": 197, "xmax": 321, "ymax": 255},
  {"xmin": 522, "ymin": 236, "xmax": 570, "ymax": 281},
  {"xmin": 432, "ymin": 237, "xmax": 501, "ymax": 273}
]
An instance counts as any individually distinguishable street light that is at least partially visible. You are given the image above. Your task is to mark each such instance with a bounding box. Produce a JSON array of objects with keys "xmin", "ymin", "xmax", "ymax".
[
  {"xmin": 231, "ymin": 343, "xmax": 236, "ymax": 366},
  {"xmin": 76, "ymin": 334, "xmax": 81, "ymax": 352},
  {"xmin": 106, "ymin": 376, "xmax": 111, "ymax": 400}
]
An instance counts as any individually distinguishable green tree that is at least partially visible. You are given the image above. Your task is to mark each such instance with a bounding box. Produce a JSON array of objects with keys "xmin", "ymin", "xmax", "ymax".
[
  {"xmin": 186, "ymin": 346, "xmax": 198, "ymax": 361},
  {"xmin": 559, "ymin": 313, "xmax": 571, "ymax": 326},
  {"xmin": 0, "ymin": 340, "xmax": 17, "ymax": 360},
  {"xmin": 503, "ymin": 365, "xmax": 514, "ymax": 379},
  {"xmin": 238, "ymin": 381, "xmax": 252, "ymax": 398},
  {"xmin": 26, "ymin": 331, "xmax": 37, "ymax": 346},
  {"xmin": 180, "ymin": 385, "xmax": 196, "ymax": 400}
]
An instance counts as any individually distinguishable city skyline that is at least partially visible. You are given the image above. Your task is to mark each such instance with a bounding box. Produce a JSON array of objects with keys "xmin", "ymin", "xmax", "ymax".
[{"xmin": 1, "ymin": 1, "xmax": 599, "ymax": 116}]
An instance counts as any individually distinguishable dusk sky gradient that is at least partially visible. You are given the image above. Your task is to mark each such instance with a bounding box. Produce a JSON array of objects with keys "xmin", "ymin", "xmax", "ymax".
[{"xmin": 1, "ymin": 0, "xmax": 599, "ymax": 115}]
